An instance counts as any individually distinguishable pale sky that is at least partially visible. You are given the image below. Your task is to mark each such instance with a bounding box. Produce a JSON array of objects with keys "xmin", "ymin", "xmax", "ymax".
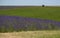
[{"xmin": 0, "ymin": 0, "xmax": 60, "ymax": 6}]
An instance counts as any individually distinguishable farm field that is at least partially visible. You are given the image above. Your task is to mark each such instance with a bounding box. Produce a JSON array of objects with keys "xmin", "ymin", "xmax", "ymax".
[
  {"xmin": 0, "ymin": 6, "xmax": 60, "ymax": 38},
  {"xmin": 0, "ymin": 30, "xmax": 60, "ymax": 38},
  {"xmin": 0, "ymin": 6, "xmax": 60, "ymax": 21}
]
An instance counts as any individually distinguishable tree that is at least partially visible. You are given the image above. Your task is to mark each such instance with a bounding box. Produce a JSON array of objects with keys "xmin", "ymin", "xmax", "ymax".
[{"xmin": 42, "ymin": 5, "xmax": 45, "ymax": 7}]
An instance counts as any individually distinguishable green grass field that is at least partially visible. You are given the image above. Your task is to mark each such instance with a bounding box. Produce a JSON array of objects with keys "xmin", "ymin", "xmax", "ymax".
[{"xmin": 0, "ymin": 6, "xmax": 60, "ymax": 21}]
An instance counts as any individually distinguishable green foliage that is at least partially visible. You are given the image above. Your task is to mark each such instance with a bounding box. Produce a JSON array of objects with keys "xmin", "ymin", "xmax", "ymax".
[
  {"xmin": 0, "ymin": 26, "xmax": 7, "ymax": 32},
  {"xmin": 8, "ymin": 25, "xmax": 14, "ymax": 32}
]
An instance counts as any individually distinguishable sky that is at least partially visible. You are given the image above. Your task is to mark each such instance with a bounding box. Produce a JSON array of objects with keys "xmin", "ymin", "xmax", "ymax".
[{"xmin": 0, "ymin": 0, "xmax": 60, "ymax": 6}]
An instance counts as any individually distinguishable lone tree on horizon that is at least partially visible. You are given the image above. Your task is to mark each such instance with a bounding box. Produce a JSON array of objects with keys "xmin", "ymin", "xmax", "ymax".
[{"xmin": 42, "ymin": 5, "xmax": 45, "ymax": 7}]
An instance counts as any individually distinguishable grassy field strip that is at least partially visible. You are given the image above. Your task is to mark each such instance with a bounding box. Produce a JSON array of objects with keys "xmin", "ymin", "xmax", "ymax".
[
  {"xmin": 0, "ymin": 7, "xmax": 60, "ymax": 21},
  {"xmin": 0, "ymin": 30, "xmax": 60, "ymax": 38}
]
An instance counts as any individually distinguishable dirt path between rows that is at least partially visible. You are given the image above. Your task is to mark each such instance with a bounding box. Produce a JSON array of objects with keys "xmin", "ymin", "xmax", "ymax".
[{"xmin": 0, "ymin": 31, "xmax": 60, "ymax": 38}]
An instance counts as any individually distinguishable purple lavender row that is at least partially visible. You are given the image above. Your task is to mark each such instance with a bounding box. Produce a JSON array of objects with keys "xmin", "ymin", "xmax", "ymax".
[{"xmin": 0, "ymin": 16, "xmax": 60, "ymax": 30}]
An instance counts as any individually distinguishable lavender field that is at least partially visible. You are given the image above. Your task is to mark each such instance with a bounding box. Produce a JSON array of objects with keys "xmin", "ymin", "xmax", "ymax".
[
  {"xmin": 0, "ymin": 6, "xmax": 60, "ymax": 32},
  {"xmin": 0, "ymin": 6, "xmax": 60, "ymax": 38},
  {"xmin": 0, "ymin": 16, "xmax": 60, "ymax": 32}
]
